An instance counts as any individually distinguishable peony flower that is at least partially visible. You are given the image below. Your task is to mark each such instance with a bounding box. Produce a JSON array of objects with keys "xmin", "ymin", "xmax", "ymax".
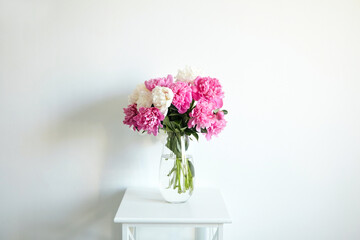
[
  {"xmin": 133, "ymin": 107, "xmax": 165, "ymax": 136},
  {"xmin": 187, "ymin": 99, "xmax": 215, "ymax": 131},
  {"xmin": 123, "ymin": 104, "xmax": 139, "ymax": 130},
  {"xmin": 192, "ymin": 77, "xmax": 224, "ymax": 109},
  {"xmin": 170, "ymin": 81, "xmax": 193, "ymax": 114},
  {"xmin": 152, "ymin": 86, "xmax": 174, "ymax": 116},
  {"xmin": 128, "ymin": 83, "xmax": 147, "ymax": 104},
  {"xmin": 128, "ymin": 83, "xmax": 153, "ymax": 108},
  {"xmin": 136, "ymin": 88, "xmax": 153, "ymax": 108},
  {"xmin": 205, "ymin": 111, "xmax": 227, "ymax": 140},
  {"xmin": 145, "ymin": 74, "xmax": 173, "ymax": 91},
  {"xmin": 175, "ymin": 66, "xmax": 201, "ymax": 83}
]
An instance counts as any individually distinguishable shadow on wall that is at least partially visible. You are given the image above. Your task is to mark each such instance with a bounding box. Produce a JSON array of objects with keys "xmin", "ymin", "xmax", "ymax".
[
  {"xmin": 19, "ymin": 93, "xmax": 158, "ymax": 239},
  {"xmin": 51, "ymin": 191, "xmax": 125, "ymax": 240}
]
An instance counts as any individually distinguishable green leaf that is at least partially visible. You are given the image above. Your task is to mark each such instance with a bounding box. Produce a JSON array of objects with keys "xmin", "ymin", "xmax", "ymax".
[
  {"xmin": 173, "ymin": 119, "xmax": 181, "ymax": 128},
  {"xmin": 165, "ymin": 126, "xmax": 173, "ymax": 133},
  {"xmin": 185, "ymin": 136, "xmax": 189, "ymax": 150},
  {"xmin": 163, "ymin": 116, "xmax": 171, "ymax": 128},
  {"xmin": 201, "ymin": 128, "xmax": 208, "ymax": 133},
  {"xmin": 167, "ymin": 122, "xmax": 175, "ymax": 131},
  {"xmin": 186, "ymin": 100, "xmax": 196, "ymax": 113},
  {"xmin": 184, "ymin": 129, "xmax": 192, "ymax": 135},
  {"xmin": 188, "ymin": 160, "xmax": 195, "ymax": 177},
  {"xmin": 169, "ymin": 104, "xmax": 178, "ymax": 112},
  {"xmin": 182, "ymin": 115, "xmax": 190, "ymax": 122},
  {"xmin": 222, "ymin": 109, "xmax": 228, "ymax": 115},
  {"xmin": 190, "ymin": 99, "xmax": 195, "ymax": 109},
  {"xmin": 192, "ymin": 132, "xmax": 199, "ymax": 141},
  {"xmin": 180, "ymin": 126, "xmax": 187, "ymax": 131}
]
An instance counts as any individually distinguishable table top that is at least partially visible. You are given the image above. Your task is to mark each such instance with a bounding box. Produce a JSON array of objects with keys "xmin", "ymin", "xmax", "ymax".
[{"xmin": 114, "ymin": 187, "xmax": 231, "ymax": 224}]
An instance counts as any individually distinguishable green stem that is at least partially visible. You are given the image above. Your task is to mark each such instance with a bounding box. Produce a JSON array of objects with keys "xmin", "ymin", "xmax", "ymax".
[
  {"xmin": 167, "ymin": 158, "xmax": 193, "ymax": 194},
  {"xmin": 165, "ymin": 132, "xmax": 194, "ymax": 194}
]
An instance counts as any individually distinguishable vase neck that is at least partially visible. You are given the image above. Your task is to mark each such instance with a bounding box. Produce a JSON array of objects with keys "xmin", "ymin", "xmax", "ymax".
[{"xmin": 164, "ymin": 132, "xmax": 190, "ymax": 159}]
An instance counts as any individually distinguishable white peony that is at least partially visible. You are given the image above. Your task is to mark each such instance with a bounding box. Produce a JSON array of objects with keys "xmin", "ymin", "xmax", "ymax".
[
  {"xmin": 175, "ymin": 66, "xmax": 202, "ymax": 83},
  {"xmin": 136, "ymin": 88, "xmax": 153, "ymax": 108},
  {"xmin": 152, "ymin": 86, "xmax": 174, "ymax": 116},
  {"xmin": 128, "ymin": 83, "xmax": 153, "ymax": 108},
  {"xmin": 128, "ymin": 83, "xmax": 148, "ymax": 104}
]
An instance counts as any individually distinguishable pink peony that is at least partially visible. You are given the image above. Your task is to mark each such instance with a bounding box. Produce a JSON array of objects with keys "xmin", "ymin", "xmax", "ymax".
[
  {"xmin": 123, "ymin": 104, "xmax": 139, "ymax": 130},
  {"xmin": 133, "ymin": 107, "xmax": 165, "ymax": 136},
  {"xmin": 188, "ymin": 100, "xmax": 215, "ymax": 131},
  {"xmin": 192, "ymin": 77, "xmax": 224, "ymax": 109},
  {"xmin": 145, "ymin": 74, "xmax": 174, "ymax": 91},
  {"xmin": 215, "ymin": 110, "xmax": 225, "ymax": 120},
  {"xmin": 170, "ymin": 81, "xmax": 193, "ymax": 114},
  {"xmin": 205, "ymin": 111, "xmax": 227, "ymax": 140}
]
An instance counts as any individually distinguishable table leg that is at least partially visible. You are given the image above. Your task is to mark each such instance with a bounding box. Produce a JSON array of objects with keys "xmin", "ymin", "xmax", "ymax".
[
  {"xmin": 122, "ymin": 224, "xmax": 136, "ymax": 240},
  {"xmin": 130, "ymin": 226, "xmax": 136, "ymax": 240},
  {"xmin": 195, "ymin": 227, "xmax": 208, "ymax": 240},
  {"xmin": 122, "ymin": 224, "xmax": 222, "ymax": 240},
  {"xmin": 218, "ymin": 224, "xmax": 223, "ymax": 240},
  {"xmin": 122, "ymin": 224, "xmax": 128, "ymax": 240},
  {"xmin": 196, "ymin": 225, "xmax": 224, "ymax": 240}
]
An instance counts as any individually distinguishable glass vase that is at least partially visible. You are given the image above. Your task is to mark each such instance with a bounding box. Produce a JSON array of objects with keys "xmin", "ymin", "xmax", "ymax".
[{"xmin": 159, "ymin": 132, "xmax": 195, "ymax": 203}]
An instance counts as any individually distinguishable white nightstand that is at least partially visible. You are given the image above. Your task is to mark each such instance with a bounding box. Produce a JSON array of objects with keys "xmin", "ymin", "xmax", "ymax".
[{"xmin": 114, "ymin": 187, "xmax": 231, "ymax": 240}]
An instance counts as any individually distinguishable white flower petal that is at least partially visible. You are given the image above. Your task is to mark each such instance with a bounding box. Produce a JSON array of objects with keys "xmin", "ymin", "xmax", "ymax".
[
  {"xmin": 129, "ymin": 83, "xmax": 148, "ymax": 104},
  {"xmin": 152, "ymin": 86, "xmax": 174, "ymax": 116},
  {"xmin": 136, "ymin": 88, "xmax": 153, "ymax": 108},
  {"xmin": 175, "ymin": 66, "xmax": 202, "ymax": 83}
]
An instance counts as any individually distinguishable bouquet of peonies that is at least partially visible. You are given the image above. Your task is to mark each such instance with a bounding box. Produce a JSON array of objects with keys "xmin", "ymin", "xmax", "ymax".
[
  {"xmin": 123, "ymin": 67, "xmax": 227, "ymax": 139},
  {"xmin": 123, "ymin": 67, "xmax": 228, "ymax": 196}
]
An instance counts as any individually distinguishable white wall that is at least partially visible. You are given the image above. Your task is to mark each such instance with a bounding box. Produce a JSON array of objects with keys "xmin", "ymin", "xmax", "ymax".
[{"xmin": 1, "ymin": 0, "xmax": 360, "ymax": 239}]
